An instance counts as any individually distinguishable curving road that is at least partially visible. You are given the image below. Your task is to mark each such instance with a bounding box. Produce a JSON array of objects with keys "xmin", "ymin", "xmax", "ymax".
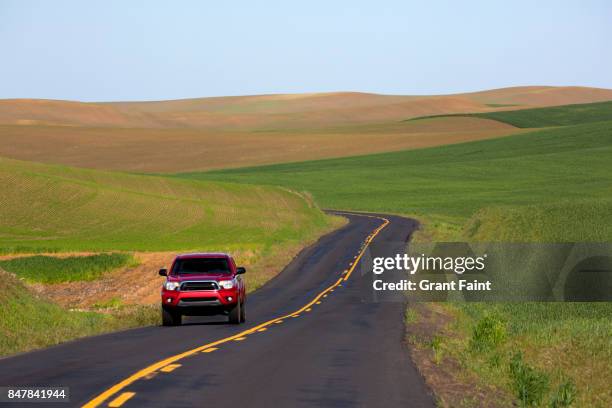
[{"xmin": 0, "ymin": 211, "xmax": 434, "ymax": 408}]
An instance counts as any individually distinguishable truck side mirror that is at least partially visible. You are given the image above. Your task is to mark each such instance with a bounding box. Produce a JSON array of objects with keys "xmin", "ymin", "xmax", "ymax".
[
  {"xmin": 159, "ymin": 268, "xmax": 168, "ymax": 276},
  {"xmin": 236, "ymin": 267, "xmax": 246, "ymax": 275}
]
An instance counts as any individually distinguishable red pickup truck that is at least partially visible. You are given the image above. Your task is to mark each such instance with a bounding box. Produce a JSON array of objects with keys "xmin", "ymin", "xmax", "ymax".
[{"xmin": 159, "ymin": 253, "xmax": 246, "ymax": 326}]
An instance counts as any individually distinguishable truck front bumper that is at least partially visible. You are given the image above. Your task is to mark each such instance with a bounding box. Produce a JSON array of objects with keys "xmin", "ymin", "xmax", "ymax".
[{"xmin": 161, "ymin": 288, "xmax": 238, "ymax": 309}]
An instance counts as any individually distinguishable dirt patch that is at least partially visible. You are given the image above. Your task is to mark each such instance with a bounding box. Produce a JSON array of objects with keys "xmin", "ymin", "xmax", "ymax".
[
  {"xmin": 28, "ymin": 250, "xmax": 265, "ymax": 308},
  {"xmin": 28, "ymin": 252, "xmax": 174, "ymax": 308},
  {"xmin": 405, "ymin": 303, "xmax": 508, "ymax": 408}
]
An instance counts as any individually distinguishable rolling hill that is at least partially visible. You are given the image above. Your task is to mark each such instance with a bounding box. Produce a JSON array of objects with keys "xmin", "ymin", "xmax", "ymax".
[
  {"xmin": 0, "ymin": 116, "xmax": 521, "ymax": 172},
  {"xmin": 2, "ymin": 86, "xmax": 612, "ymax": 129},
  {"xmin": 1, "ymin": 86, "xmax": 611, "ymax": 173},
  {"xmin": 0, "ymin": 157, "xmax": 332, "ymax": 254},
  {"xmin": 183, "ymin": 103, "xmax": 612, "ymax": 242}
]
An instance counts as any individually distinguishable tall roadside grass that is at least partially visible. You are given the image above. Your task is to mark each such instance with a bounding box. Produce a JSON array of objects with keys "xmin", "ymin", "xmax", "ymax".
[
  {"xmin": 413, "ymin": 199, "xmax": 612, "ymax": 406},
  {"xmin": 430, "ymin": 303, "xmax": 612, "ymax": 407},
  {"xmin": 0, "ymin": 253, "xmax": 137, "ymax": 283},
  {"xmin": 414, "ymin": 200, "xmax": 612, "ymax": 407}
]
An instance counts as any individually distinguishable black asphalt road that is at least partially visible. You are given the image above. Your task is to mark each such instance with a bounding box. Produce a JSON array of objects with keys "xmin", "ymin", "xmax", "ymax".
[{"xmin": 0, "ymin": 211, "xmax": 434, "ymax": 408}]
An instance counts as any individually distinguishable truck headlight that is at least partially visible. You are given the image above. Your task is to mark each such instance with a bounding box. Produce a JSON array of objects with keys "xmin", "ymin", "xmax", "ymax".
[
  {"xmin": 164, "ymin": 281, "xmax": 180, "ymax": 291},
  {"xmin": 218, "ymin": 280, "xmax": 234, "ymax": 289}
]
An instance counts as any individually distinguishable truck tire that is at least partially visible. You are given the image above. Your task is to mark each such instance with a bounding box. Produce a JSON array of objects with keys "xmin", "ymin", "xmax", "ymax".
[
  {"xmin": 228, "ymin": 301, "xmax": 241, "ymax": 324},
  {"xmin": 240, "ymin": 301, "xmax": 246, "ymax": 323},
  {"xmin": 162, "ymin": 307, "xmax": 181, "ymax": 326}
]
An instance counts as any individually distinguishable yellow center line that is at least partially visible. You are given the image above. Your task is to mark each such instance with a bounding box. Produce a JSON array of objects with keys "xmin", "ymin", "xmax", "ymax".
[
  {"xmin": 107, "ymin": 392, "xmax": 135, "ymax": 408},
  {"xmin": 160, "ymin": 364, "xmax": 181, "ymax": 373},
  {"xmin": 201, "ymin": 347, "xmax": 218, "ymax": 353},
  {"xmin": 338, "ymin": 213, "xmax": 390, "ymax": 282},
  {"xmin": 257, "ymin": 328, "xmax": 267, "ymax": 332},
  {"xmin": 82, "ymin": 211, "xmax": 389, "ymax": 408},
  {"xmin": 234, "ymin": 337, "xmax": 246, "ymax": 341}
]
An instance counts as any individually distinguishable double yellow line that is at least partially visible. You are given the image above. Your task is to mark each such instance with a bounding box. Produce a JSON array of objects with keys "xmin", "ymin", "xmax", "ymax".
[{"xmin": 83, "ymin": 212, "xmax": 389, "ymax": 408}]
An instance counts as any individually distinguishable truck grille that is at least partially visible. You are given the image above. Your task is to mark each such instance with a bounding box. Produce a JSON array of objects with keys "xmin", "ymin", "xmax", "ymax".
[
  {"xmin": 178, "ymin": 297, "xmax": 221, "ymax": 307},
  {"xmin": 180, "ymin": 281, "xmax": 219, "ymax": 291},
  {"xmin": 180, "ymin": 297, "xmax": 217, "ymax": 302}
]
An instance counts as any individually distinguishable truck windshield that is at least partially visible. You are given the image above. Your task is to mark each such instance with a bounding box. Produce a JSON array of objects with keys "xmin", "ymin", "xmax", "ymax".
[{"xmin": 172, "ymin": 258, "xmax": 231, "ymax": 275}]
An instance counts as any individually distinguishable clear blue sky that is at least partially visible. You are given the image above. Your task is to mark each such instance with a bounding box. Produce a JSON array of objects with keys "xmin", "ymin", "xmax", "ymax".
[{"xmin": 1, "ymin": 0, "xmax": 610, "ymax": 101}]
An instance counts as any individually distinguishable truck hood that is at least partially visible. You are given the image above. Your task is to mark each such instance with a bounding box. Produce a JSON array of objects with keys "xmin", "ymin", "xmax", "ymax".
[{"xmin": 172, "ymin": 273, "xmax": 233, "ymax": 281}]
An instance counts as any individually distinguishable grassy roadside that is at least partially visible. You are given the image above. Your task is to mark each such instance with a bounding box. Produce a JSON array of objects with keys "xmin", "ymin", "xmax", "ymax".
[
  {"xmin": 406, "ymin": 201, "xmax": 612, "ymax": 407},
  {"xmin": 0, "ymin": 268, "xmax": 158, "ymax": 357},
  {"xmin": 407, "ymin": 302, "xmax": 612, "ymax": 408}
]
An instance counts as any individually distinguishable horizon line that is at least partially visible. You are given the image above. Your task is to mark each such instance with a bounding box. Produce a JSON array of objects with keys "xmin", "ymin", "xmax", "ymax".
[{"xmin": 2, "ymin": 84, "xmax": 612, "ymax": 104}]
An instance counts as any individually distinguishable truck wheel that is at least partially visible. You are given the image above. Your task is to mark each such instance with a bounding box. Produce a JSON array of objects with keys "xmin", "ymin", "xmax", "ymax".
[
  {"xmin": 162, "ymin": 307, "xmax": 181, "ymax": 326},
  {"xmin": 240, "ymin": 301, "xmax": 246, "ymax": 323},
  {"xmin": 228, "ymin": 301, "xmax": 241, "ymax": 324}
]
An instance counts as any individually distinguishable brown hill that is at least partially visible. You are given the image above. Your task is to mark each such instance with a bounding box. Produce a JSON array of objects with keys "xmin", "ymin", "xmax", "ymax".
[
  {"xmin": 0, "ymin": 86, "xmax": 610, "ymax": 172},
  {"xmin": 2, "ymin": 86, "xmax": 611, "ymax": 130},
  {"xmin": 459, "ymin": 86, "xmax": 612, "ymax": 106},
  {"xmin": 0, "ymin": 117, "xmax": 523, "ymax": 172}
]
